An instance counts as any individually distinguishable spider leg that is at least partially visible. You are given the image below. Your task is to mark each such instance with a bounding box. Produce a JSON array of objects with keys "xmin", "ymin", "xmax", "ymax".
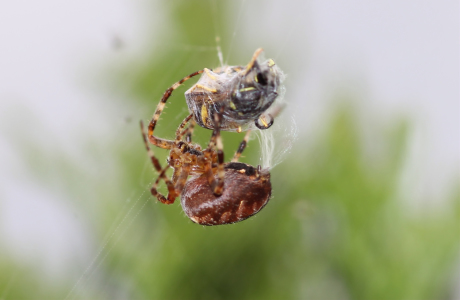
[
  {"xmin": 173, "ymin": 161, "xmax": 191, "ymax": 196},
  {"xmin": 232, "ymin": 130, "xmax": 251, "ymax": 162},
  {"xmin": 173, "ymin": 114, "xmax": 195, "ymax": 143},
  {"xmin": 147, "ymin": 70, "xmax": 204, "ymax": 149},
  {"xmin": 150, "ymin": 165, "xmax": 176, "ymax": 204},
  {"xmin": 199, "ymin": 155, "xmax": 217, "ymax": 191},
  {"xmin": 175, "ymin": 114, "xmax": 193, "ymax": 144},
  {"xmin": 178, "ymin": 123, "xmax": 193, "ymax": 143},
  {"xmin": 206, "ymin": 109, "xmax": 225, "ymax": 196},
  {"xmin": 185, "ymin": 118, "xmax": 195, "ymax": 143},
  {"xmin": 140, "ymin": 121, "xmax": 177, "ymax": 204},
  {"xmin": 178, "ymin": 118, "xmax": 196, "ymax": 144}
]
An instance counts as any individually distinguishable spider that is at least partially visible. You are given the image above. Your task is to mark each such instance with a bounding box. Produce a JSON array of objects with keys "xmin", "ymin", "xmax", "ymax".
[
  {"xmin": 148, "ymin": 48, "xmax": 284, "ymax": 141},
  {"xmin": 140, "ymin": 112, "xmax": 272, "ymax": 226}
]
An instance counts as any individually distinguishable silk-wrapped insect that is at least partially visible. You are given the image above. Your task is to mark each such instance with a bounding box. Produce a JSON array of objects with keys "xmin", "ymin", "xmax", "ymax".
[{"xmin": 148, "ymin": 48, "xmax": 285, "ymax": 138}]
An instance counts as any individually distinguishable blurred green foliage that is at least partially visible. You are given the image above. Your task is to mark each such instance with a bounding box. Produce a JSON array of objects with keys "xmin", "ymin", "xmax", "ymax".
[
  {"xmin": 1, "ymin": 0, "xmax": 459, "ymax": 299},
  {"xmin": 0, "ymin": 259, "xmax": 66, "ymax": 300}
]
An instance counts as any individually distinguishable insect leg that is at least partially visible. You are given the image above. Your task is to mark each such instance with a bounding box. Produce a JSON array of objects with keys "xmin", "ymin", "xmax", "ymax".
[{"xmin": 243, "ymin": 48, "xmax": 264, "ymax": 75}]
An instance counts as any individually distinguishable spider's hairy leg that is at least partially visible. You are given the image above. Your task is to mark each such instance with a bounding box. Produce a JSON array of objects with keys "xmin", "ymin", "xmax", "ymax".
[
  {"xmin": 147, "ymin": 69, "xmax": 204, "ymax": 148},
  {"xmin": 207, "ymin": 111, "xmax": 225, "ymax": 196},
  {"xmin": 198, "ymin": 155, "xmax": 218, "ymax": 194},
  {"xmin": 140, "ymin": 121, "xmax": 172, "ymax": 178},
  {"xmin": 173, "ymin": 161, "xmax": 191, "ymax": 196},
  {"xmin": 232, "ymin": 130, "xmax": 251, "ymax": 162},
  {"xmin": 170, "ymin": 165, "xmax": 181, "ymax": 184},
  {"xmin": 140, "ymin": 121, "xmax": 177, "ymax": 204},
  {"xmin": 185, "ymin": 118, "xmax": 195, "ymax": 143},
  {"xmin": 150, "ymin": 165, "xmax": 176, "ymax": 204},
  {"xmin": 175, "ymin": 114, "xmax": 194, "ymax": 144}
]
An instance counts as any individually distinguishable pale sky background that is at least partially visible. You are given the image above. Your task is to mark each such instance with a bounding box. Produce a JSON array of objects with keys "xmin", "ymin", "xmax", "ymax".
[{"xmin": 0, "ymin": 0, "xmax": 458, "ymax": 288}]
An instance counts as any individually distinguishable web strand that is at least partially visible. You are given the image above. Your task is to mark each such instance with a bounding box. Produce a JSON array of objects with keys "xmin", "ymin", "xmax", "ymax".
[{"xmin": 64, "ymin": 184, "xmax": 152, "ymax": 300}]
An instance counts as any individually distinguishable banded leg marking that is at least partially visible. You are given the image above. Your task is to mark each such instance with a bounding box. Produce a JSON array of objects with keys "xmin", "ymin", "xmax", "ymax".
[
  {"xmin": 175, "ymin": 114, "xmax": 194, "ymax": 144},
  {"xmin": 147, "ymin": 70, "xmax": 204, "ymax": 148},
  {"xmin": 140, "ymin": 121, "xmax": 176, "ymax": 204}
]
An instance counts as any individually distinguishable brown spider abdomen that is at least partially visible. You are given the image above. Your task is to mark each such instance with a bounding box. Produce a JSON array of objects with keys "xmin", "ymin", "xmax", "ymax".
[{"xmin": 180, "ymin": 163, "xmax": 271, "ymax": 225}]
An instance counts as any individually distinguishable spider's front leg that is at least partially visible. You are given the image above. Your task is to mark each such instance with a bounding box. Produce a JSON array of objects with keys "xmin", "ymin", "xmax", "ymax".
[
  {"xmin": 185, "ymin": 119, "xmax": 195, "ymax": 143},
  {"xmin": 175, "ymin": 114, "xmax": 194, "ymax": 144},
  {"xmin": 147, "ymin": 70, "xmax": 203, "ymax": 149}
]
